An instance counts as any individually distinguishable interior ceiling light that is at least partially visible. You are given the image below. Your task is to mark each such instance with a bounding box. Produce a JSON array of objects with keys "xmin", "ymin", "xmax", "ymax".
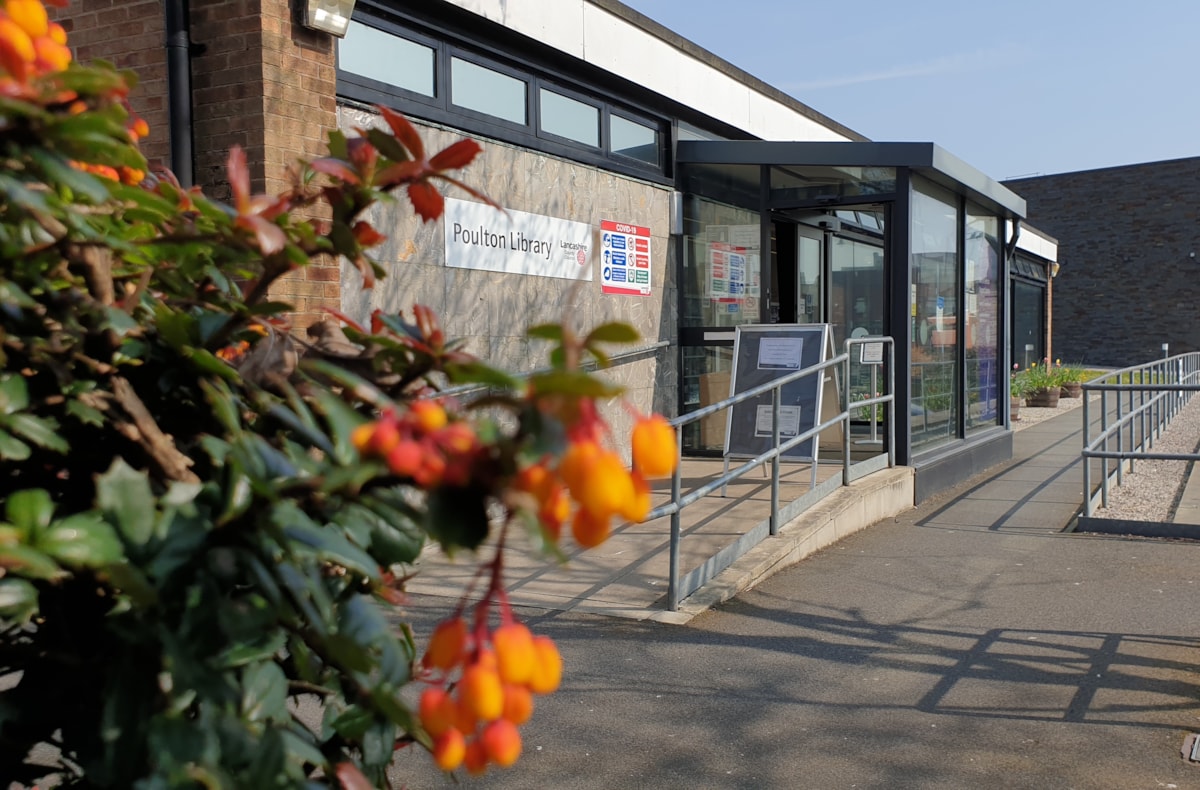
[{"xmin": 303, "ymin": 0, "xmax": 356, "ymax": 37}]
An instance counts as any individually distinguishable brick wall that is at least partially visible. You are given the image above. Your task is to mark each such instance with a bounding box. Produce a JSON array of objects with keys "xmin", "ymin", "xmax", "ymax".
[
  {"xmin": 51, "ymin": 0, "xmax": 170, "ymax": 172},
  {"xmin": 54, "ymin": 0, "xmax": 343, "ymax": 328},
  {"xmin": 1006, "ymin": 158, "xmax": 1200, "ymax": 367}
]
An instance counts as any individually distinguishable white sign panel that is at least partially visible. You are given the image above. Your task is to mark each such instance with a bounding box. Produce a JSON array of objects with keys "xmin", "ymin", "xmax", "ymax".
[{"xmin": 444, "ymin": 197, "xmax": 593, "ymax": 280}]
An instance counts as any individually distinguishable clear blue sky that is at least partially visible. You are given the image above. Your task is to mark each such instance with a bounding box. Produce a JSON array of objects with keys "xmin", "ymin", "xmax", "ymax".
[{"xmin": 621, "ymin": 0, "xmax": 1200, "ymax": 181}]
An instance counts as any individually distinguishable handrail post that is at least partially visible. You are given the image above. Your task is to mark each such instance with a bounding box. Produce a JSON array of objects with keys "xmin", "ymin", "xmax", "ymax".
[
  {"xmin": 843, "ymin": 342, "xmax": 852, "ymax": 485},
  {"xmin": 770, "ymin": 385, "xmax": 780, "ymax": 536},
  {"xmin": 667, "ymin": 424, "xmax": 682, "ymax": 611},
  {"xmin": 1101, "ymin": 389, "xmax": 1110, "ymax": 509},
  {"xmin": 1082, "ymin": 390, "xmax": 1092, "ymax": 516},
  {"xmin": 1115, "ymin": 390, "xmax": 1124, "ymax": 486}
]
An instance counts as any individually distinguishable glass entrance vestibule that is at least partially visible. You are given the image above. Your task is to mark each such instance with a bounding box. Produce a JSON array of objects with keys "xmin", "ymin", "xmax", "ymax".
[{"xmin": 675, "ymin": 142, "xmax": 1027, "ymax": 500}]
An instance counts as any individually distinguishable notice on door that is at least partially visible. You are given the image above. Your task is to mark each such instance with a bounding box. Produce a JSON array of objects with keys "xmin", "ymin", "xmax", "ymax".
[{"xmin": 600, "ymin": 220, "xmax": 652, "ymax": 296}]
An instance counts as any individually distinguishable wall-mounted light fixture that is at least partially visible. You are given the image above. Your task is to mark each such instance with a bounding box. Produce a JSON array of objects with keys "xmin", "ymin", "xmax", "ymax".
[
  {"xmin": 302, "ymin": 0, "xmax": 357, "ymax": 37},
  {"xmin": 1049, "ymin": 261, "xmax": 1061, "ymax": 278}
]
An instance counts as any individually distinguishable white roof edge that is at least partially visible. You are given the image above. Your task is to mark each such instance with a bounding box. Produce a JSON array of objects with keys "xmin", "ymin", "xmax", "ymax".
[
  {"xmin": 436, "ymin": 0, "xmax": 853, "ymax": 143},
  {"xmin": 1008, "ymin": 220, "xmax": 1058, "ymax": 262}
]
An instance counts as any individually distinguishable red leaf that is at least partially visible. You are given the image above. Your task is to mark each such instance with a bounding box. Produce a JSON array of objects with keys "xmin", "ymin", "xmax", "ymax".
[
  {"xmin": 436, "ymin": 175, "xmax": 504, "ymax": 212},
  {"xmin": 319, "ymin": 308, "xmax": 368, "ymax": 334},
  {"xmin": 310, "ymin": 157, "xmax": 361, "ymax": 185},
  {"xmin": 352, "ymin": 221, "xmax": 386, "ymax": 247},
  {"xmin": 429, "ymin": 139, "xmax": 482, "ymax": 172},
  {"xmin": 334, "ymin": 762, "xmax": 373, "ymax": 790},
  {"xmin": 236, "ymin": 215, "xmax": 287, "ymax": 256},
  {"xmin": 351, "ymin": 254, "xmax": 376, "ymax": 290},
  {"xmin": 373, "ymin": 159, "xmax": 426, "ymax": 188},
  {"xmin": 227, "ymin": 146, "xmax": 250, "ymax": 215},
  {"xmin": 377, "ymin": 105, "xmax": 425, "ymax": 161},
  {"xmin": 407, "ymin": 180, "xmax": 444, "ymax": 223}
]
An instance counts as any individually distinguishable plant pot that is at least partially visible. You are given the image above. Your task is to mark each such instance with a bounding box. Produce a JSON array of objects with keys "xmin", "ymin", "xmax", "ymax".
[
  {"xmin": 1010, "ymin": 396, "xmax": 1022, "ymax": 421},
  {"xmin": 1060, "ymin": 382, "xmax": 1082, "ymax": 398},
  {"xmin": 1025, "ymin": 388, "xmax": 1060, "ymax": 408}
]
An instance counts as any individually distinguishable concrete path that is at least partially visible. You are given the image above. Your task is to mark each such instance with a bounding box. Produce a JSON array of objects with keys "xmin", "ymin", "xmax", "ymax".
[{"xmin": 397, "ymin": 407, "xmax": 1200, "ymax": 788}]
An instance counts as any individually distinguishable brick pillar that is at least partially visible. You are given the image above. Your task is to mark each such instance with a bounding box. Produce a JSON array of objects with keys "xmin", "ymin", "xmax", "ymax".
[
  {"xmin": 189, "ymin": 0, "xmax": 341, "ymax": 328},
  {"xmin": 51, "ymin": 1, "xmax": 171, "ymax": 172}
]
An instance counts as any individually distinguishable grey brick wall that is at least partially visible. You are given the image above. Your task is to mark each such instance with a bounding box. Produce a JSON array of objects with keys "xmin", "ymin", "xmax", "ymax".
[{"xmin": 1005, "ymin": 158, "xmax": 1200, "ymax": 367}]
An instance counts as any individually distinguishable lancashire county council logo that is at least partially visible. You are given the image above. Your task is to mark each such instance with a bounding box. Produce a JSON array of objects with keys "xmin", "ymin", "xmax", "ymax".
[{"xmin": 576, "ymin": 249, "xmax": 587, "ymax": 266}]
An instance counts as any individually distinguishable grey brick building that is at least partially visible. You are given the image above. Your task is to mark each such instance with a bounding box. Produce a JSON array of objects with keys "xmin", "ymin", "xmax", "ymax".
[{"xmin": 1005, "ymin": 157, "xmax": 1200, "ymax": 367}]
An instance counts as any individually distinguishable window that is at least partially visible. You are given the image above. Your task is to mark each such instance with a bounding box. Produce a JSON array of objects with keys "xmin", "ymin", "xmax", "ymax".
[
  {"xmin": 336, "ymin": 16, "xmax": 668, "ymax": 179},
  {"xmin": 539, "ymin": 89, "xmax": 599, "ymax": 147},
  {"xmin": 339, "ymin": 21, "xmax": 435, "ymax": 97},
  {"xmin": 610, "ymin": 114, "xmax": 658, "ymax": 166},
  {"xmin": 451, "ymin": 57, "xmax": 527, "ymax": 125}
]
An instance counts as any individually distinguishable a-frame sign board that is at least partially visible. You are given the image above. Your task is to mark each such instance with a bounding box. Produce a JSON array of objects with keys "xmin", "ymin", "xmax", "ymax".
[{"xmin": 724, "ymin": 324, "xmax": 834, "ymax": 467}]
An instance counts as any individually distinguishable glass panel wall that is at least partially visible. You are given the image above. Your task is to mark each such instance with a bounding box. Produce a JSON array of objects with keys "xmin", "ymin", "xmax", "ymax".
[
  {"xmin": 680, "ymin": 195, "xmax": 762, "ymax": 453},
  {"xmin": 681, "ymin": 196, "xmax": 761, "ymax": 329},
  {"xmin": 910, "ymin": 178, "xmax": 959, "ymax": 451},
  {"xmin": 965, "ymin": 205, "xmax": 1000, "ymax": 433},
  {"xmin": 539, "ymin": 89, "xmax": 599, "ymax": 147}
]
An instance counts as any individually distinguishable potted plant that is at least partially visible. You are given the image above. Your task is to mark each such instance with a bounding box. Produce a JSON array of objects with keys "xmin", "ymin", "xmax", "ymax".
[
  {"xmin": 1015, "ymin": 359, "xmax": 1060, "ymax": 407},
  {"xmin": 1010, "ymin": 364, "xmax": 1029, "ymax": 421},
  {"xmin": 1056, "ymin": 361, "xmax": 1086, "ymax": 398}
]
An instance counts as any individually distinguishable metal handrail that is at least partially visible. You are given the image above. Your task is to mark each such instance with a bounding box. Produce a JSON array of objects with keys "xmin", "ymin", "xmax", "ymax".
[
  {"xmin": 656, "ymin": 336, "xmax": 896, "ymax": 610},
  {"xmin": 1081, "ymin": 352, "xmax": 1200, "ymax": 516}
]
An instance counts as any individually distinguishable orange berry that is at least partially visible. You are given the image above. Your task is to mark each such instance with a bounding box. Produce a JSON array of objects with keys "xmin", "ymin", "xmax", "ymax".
[
  {"xmin": 575, "ymin": 450, "xmax": 633, "ymax": 521},
  {"xmin": 492, "ymin": 622, "xmax": 535, "ymax": 685},
  {"xmin": 0, "ymin": 17, "xmax": 36, "ymax": 81},
  {"xmin": 350, "ymin": 423, "xmax": 374, "ymax": 453},
  {"xmin": 515, "ymin": 463, "xmax": 552, "ymax": 497},
  {"xmin": 463, "ymin": 739, "xmax": 488, "ymax": 775},
  {"xmin": 436, "ymin": 421, "xmax": 476, "ymax": 455},
  {"xmin": 617, "ymin": 471, "xmax": 651, "ymax": 523},
  {"xmin": 538, "ymin": 486, "xmax": 570, "ymax": 540},
  {"xmin": 558, "ymin": 440, "xmax": 600, "ymax": 499},
  {"xmin": 386, "ymin": 439, "xmax": 423, "ymax": 478},
  {"xmin": 431, "ymin": 727, "xmax": 466, "ymax": 772},
  {"xmin": 481, "ymin": 719, "xmax": 522, "ymax": 768},
  {"xmin": 7, "ymin": 0, "xmax": 48, "ymax": 38},
  {"xmin": 33, "ymin": 36, "xmax": 69, "ymax": 73},
  {"xmin": 501, "ymin": 684, "xmax": 533, "ymax": 725},
  {"xmin": 368, "ymin": 419, "xmax": 401, "ymax": 456},
  {"xmin": 423, "ymin": 617, "xmax": 468, "ymax": 671},
  {"xmin": 47, "ymin": 21, "xmax": 66, "ymax": 45},
  {"xmin": 132, "ymin": 117, "xmax": 150, "ymax": 139},
  {"xmin": 410, "ymin": 400, "xmax": 447, "ymax": 434},
  {"xmin": 632, "ymin": 414, "xmax": 678, "ymax": 477},
  {"xmin": 412, "ymin": 449, "xmax": 446, "ymax": 488},
  {"xmin": 571, "ymin": 507, "xmax": 609, "ymax": 549},
  {"xmin": 418, "ymin": 687, "xmax": 458, "ymax": 737},
  {"xmin": 459, "ymin": 663, "xmax": 503, "ymax": 722},
  {"xmin": 527, "ymin": 635, "xmax": 562, "ymax": 695}
]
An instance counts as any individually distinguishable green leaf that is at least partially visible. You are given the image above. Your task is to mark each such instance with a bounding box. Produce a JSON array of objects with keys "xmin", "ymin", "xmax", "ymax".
[
  {"xmin": 66, "ymin": 396, "xmax": 106, "ymax": 427},
  {"xmin": 0, "ymin": 545, "xmax": 65, "ymax": 581},
  {"xmin": 188, "ymin": 347, "xmax": 241, "ymax": 383},
  {"xmin": 5, "ymin": 489, "xmax": 54, "ymax": 538},
  {"xmin": 97, "ymin": 459, "xmax": 156, "ymax": 546},
  {"xmin": 0, "ymin": 578, "xmax": 39, "ymax": 625},
  {"xmin": 6, "ymin": 413, "xmax": 69, "ymax": 453},
  {"xmin": 425, "ymin": 486, "xmax": 490, "ymax": 551},
  {"xmin": 443, "ymin": 359, "xmax": 520, "ymax": 389},
  {"xmin": 242, "ymin": 661, "xmax": 289, "ymax": 723},
  {"xmin": 0, "ymin": 374, "xmax": 29, "ymax": 415},
  {"xmin": 154, "ymin": 305, "xmax": 196, "ymax": 350},
  {"xmin": 339, "ymin": 503, "xmax": 422, "ymax": 567},
  {"xmin": 365, "ymin": 127, "xmax": 412, "ymax": 165},
  {"xmin": 215, "ymin": 630, "xmax": 286, "ymax": 670},
  {"xmin": 309, "ymin": 389, "xmax": 367, "ymax": 465},
  {"xmin": 276, "ymin": 511, "xmax": 379, "ymax": 582},
  {"xmin": 330, "ymin": 706, "xmax": 374, "ymax": 741},
  {"xmin": 103, "ymin": 306, "xmax": 140, "ymax": 337},
  {"xmin": 584, "ymin": 321, "xmax": 640, "ymax": 345},
  {"xmin": 529, "ymin": 369, "xmax": 624, "ymax": 399},
  {"xmin": 31, "ymin": 149, "xmax": 111, "ymax": 203},
  {"xmin": 0, "ymin": 430, "xmax": 31, "ymax": 461},
  {"xmin": 527, "ymin": 323, "xmax": 565, "ymax": 341},
  {"xmin": 37, "ymin": 513, "xmax": 124, "ymax": 568}
]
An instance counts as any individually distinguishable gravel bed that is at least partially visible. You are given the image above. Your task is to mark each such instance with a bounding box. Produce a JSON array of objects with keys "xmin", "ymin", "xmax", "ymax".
[{"xmin": 1014, "ymin": 392, "xmax": 1200, "ymax": 522}]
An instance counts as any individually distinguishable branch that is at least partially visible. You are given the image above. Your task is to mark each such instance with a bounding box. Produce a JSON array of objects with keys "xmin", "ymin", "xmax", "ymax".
[{"xmin": 110, "ymin": 376, "xmax": 200, "ymax": 483}]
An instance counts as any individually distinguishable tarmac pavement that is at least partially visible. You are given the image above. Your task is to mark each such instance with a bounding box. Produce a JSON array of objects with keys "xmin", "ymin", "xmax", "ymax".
[{"xmin": 396, "ymin": 406, "xmax": 1200, "ymax": 789}]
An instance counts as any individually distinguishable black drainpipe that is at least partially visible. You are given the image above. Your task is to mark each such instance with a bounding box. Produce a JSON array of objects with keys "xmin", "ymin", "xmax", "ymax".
[{"xmin": 164, "ymin": 0, "xmax": 194, "ymax": 188}]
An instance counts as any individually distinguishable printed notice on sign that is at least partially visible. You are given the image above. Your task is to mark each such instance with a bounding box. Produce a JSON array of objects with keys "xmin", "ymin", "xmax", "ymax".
[
  {"xmin": 753, "ymin": 405, "xmax": 801, "ymax": 438},
  {"xmin": 444, "ymin": 198, "xmax": 592, "ymax": 280},
  {"xmin": 758, "ymin": 337, "xmax": 804, "ymax": 370},
  {"xmin": 600, "ymin": 220, "xmax": 652, "ymax": 296}
]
